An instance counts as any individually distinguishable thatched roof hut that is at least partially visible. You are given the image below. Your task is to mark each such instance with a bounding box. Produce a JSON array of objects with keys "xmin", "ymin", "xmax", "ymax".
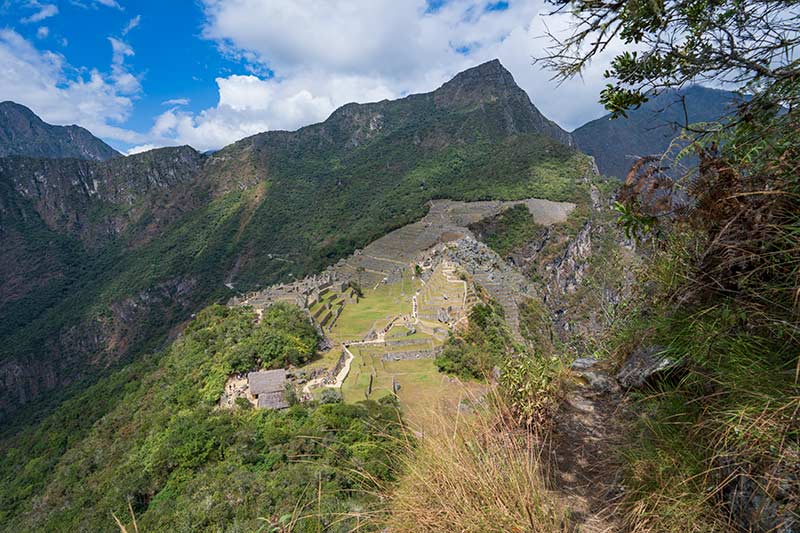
[{"xmin": 248, "ymin": 369, "xmax": 288, "ymax": 409}]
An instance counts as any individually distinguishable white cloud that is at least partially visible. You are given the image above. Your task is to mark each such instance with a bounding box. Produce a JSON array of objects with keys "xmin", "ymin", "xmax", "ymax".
[
  {"xmin": 140, "ymin": 0, "xmax": 615, "ymax": 152},
  {"xmin": 109, "ymin": 37, "xmax": 133, "ymax": 63},
  {"xmin": 126, "ymin": 143, "xmax": 159, "ymax": 155},
  {"xmin": 21, "ymin": 2, "xmax": 58, "ymax": 23},
  {"xmin": 36, "ymin": 26, "xmax": 49, "ymax": 39},
  {"xmin": 108, "ymin": 37, "xmax": 140, "ymax": 94},
  {"xmin": 122, "ymin": 14, "xmax": 140, "ymax": 35},
  {"xmin": 162, "ymin": 98, "xmax": 190, "ymax": 106},
  {"xmin": 198, "ymin": 0, "xmax": 614, "ymax": 127},
  {"xmin": 13, "ymin": 0, "xmax": 618, "ymax": 154},
  {"xmin": 0, "ymin": 29, "xmax": 143, "ymax": 143},
  {"xmin": 142, "ymin": 73, "xmax": 394, "ymax": 152},
  {"xmin": 94, "ymin": 0, "xmax": 122, "ymax": 9}
]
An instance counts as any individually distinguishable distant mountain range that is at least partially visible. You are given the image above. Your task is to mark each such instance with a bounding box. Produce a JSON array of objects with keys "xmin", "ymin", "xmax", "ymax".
[
  {"xmin": 0, "ymin": 59, "xmax": 592, "ymax": 422},
  {"xmin": 0, "ymin": 101, "xmax": 120, "ymax": 161},
  {"xmin": 572, "ymin": 85, "xmax": 743, "ymax": 178}
]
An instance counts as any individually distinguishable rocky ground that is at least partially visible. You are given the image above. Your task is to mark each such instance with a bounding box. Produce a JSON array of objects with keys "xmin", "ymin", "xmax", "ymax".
[{"xmin": 550, "ymin": 359, "xmax": 628, "ymax": 532}]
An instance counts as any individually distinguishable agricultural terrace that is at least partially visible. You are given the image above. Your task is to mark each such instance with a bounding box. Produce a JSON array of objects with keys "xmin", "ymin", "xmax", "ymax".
[{"xmin": 304, "ymin": 263, "xmax": 482, "ymax": 424}]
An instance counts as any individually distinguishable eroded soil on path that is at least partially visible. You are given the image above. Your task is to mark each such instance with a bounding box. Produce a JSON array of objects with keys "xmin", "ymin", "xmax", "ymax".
[{"xmin": 547, "ymin": 363, "xmax": 630, "ymax": 532}]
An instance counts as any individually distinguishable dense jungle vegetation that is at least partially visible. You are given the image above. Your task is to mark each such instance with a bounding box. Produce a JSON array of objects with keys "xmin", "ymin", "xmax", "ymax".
[{"xmin": 0, "ymin": 304, "xmax": 404, "ymax": 531}]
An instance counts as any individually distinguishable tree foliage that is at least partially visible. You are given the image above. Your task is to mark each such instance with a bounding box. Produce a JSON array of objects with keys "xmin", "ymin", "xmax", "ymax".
[
  {"xmin": 435, "ymin": 300, "xmax": 515, "ymax": 379},
  {"xmin": 540, "ymin": 2, "xmax": 800, "ymax": 528},
  {"xmin": 539, "ymin": 0, "xmax": 799, "ymax": 118}
]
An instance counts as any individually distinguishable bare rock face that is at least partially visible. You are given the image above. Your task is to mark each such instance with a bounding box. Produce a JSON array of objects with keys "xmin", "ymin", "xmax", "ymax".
[
  {"xmin": 0, "ymin": 145, "xmax": 205, "ymax": 245},
  {"xmin": 718, "ymin": 456, "xmax": 800, "ymax": 533},
  {"xmin": 548, "ymin": 221, "xmax": 593, "ymax": 295},
  {"xmin": 570, "ymin": 358, "xmax": 621, "ymax": 394}
]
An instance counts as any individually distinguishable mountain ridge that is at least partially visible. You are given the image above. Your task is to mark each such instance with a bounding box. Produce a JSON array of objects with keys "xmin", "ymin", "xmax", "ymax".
[
  {"xmin": 572, "ymin": 85, "xmax": 742, "ymax": 178},
  {"xmin": 0, "ymin": 59, "xmax": 591, "ymax": 423},
  {"xmin": 0, "ymin": 101, "xmax": 121, "ymax": 162}
]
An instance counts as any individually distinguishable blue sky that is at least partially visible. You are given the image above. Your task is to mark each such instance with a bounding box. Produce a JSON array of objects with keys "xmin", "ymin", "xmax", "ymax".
[{"xmin": 0, "ymin": 0, "xmax": 610, "ymax": 153}]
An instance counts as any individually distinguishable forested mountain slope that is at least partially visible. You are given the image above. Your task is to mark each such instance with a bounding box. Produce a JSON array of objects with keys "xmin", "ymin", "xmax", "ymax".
[
  {"xmin": 572, "ymin": 86, "xmax": 741, "ymax": 178},
  {"xmin": 0, "ymin": 102, "xmax": 120, "ymax": 161},
  {"xmin": 0, "ymin": 59, "xmax": 591, "ymax": 423}
]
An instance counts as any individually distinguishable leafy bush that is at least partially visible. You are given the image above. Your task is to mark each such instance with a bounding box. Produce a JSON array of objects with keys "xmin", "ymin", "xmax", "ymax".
[
  {"xmin": 499, "ymin": 354, "xmax": 566, "ymax": 429},
  {"xmin": 435, "ymin": 300, "xmax": 514, "ymax": 379}
]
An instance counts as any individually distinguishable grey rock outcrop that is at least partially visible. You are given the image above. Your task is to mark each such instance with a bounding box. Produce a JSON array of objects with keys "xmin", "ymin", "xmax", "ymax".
[
  {"xmin": 718, "ymin": 457, "xmax": 799, "ymax": 533},
  {"xmin": 616, "ymin": 345, "xmax": 681, "ymax": 389}
]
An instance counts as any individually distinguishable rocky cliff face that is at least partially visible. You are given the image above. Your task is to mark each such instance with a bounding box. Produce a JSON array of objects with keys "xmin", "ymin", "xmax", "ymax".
[
  {"xmin": 0, "ymin": 145, "xmax": 207, "ymax": 421},
  {"xmin": 469, "ymin": 170, "xmax": 638, "ymax": 350},
  {"xmin": 0, "ymin": 101, "xmax": 120, "ymax": 161},
  {"xmin": 0, "ymin": 145, "xmax": 205, "ymax": 245}
]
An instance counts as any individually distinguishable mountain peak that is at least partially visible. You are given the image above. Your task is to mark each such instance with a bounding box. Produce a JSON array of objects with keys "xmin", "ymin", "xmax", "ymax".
[
  {"xmin": 449, "ymin": 59, "xmax": 514, "ymax": 83},
  {"xmin": 0, "ymin": 101, "xmax": 120, "ymax": 161},
  {"xmin": 0, "ymin": 101, "xmax": 40, "ymax": 119},
  {"xmin": 435, "ymin": 59, "xmax": 519, "ymax": 104},
  {"xmin": 430, "ymin": 59, "xmax": 574, "ymax": 147}
]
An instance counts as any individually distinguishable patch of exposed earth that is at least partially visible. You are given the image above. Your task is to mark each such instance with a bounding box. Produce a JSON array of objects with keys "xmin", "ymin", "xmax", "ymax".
[{"xmin": 548, "ymin": 359, "xmax": 629, "ymax": 532}]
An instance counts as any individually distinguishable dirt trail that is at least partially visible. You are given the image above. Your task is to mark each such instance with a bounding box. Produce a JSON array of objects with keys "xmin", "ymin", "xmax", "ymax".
[
  {"xmin": 302, "ymin": 345, "xmax": 355, "ymax": 394},
  {"xmin": 547, "ymin": 363, "xmax": 629, "ymax": 532}
]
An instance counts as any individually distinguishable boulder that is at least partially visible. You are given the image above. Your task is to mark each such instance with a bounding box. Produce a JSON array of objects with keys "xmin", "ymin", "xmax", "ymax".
[
  {"xmin": 718, "ymin": 456, "xmax": 800, "ymax": 533},
  {"xmin": 571, "ymin": 357, "xmax": 600, "ymax": 371},
  {"xmin": 579, "ymin": 370, "xmax": 620, "ymax": 394},
  {"xmin": 616, "ymin": 345, "xmax": 680, "ymax": 389}
]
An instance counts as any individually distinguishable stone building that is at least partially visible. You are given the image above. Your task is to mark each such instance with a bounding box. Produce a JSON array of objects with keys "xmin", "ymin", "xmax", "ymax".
[{"xmin": 248, "ymin": 369, "xmax": 289, "ymax": 409}]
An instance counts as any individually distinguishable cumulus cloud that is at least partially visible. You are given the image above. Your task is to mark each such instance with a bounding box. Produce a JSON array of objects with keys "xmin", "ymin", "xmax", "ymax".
[
  {"xmin": 138, "ymin": 0, "xmax": 617, "ymax": 153},
  {"xmin": 199, "ymin": 0, "xmax": 618, "ymax": 129},
  {"xmin": 0, "ymin": 29, "xmax": 143, "ymax": 143},
  {"xmin": 21, "ymin": 2, "xmax": 58, "ymax": 23},
  {"xmin": 126, "ymin": 143, "xmax": 159, "ymax": 155},
  {"xmin": 132, "ymin": 73, "xmax": 392, "ymax": 152},
  {"xmin": 36, "ymin": 26, "xmax": 49, "ymax": 39}
]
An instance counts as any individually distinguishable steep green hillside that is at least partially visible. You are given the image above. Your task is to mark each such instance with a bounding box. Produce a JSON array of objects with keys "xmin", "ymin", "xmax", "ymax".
[
  {"xmin": 0, "ymin": 304, "xmax": 404, "ymax": 532},
  {"xmin": 0, "ymin": 60, "xmax": 592, "ymax": 425},
  {"xmin": 573, "ymin": 86, "xmax": 741, "ymax": 178}
]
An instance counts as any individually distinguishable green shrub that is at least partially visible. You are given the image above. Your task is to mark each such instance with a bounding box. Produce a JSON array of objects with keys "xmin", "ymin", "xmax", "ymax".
[{"xmin": 435, "ymin": 300, "xmax": 513, "ymax": 379}]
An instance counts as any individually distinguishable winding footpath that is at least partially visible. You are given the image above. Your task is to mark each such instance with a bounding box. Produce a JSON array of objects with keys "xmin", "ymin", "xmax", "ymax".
[
  {"xmin": 302, "ymin": 345, "xmax": 355, "ymax": 395},
  {"xmin": 548, "ymin": 361, "xmax": 629, "ymax": 532}
]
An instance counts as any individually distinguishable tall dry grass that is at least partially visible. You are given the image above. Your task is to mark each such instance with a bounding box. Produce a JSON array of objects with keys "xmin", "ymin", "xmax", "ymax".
[{"xmin": 386, "ymin": 396, "xmax": 569, "ymax": 533}]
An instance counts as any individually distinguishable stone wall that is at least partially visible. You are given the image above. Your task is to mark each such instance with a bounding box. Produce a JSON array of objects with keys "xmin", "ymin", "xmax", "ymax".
[{"xmin": 381, "ymin": 349, "xmax": 440, "ymax": 361}]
